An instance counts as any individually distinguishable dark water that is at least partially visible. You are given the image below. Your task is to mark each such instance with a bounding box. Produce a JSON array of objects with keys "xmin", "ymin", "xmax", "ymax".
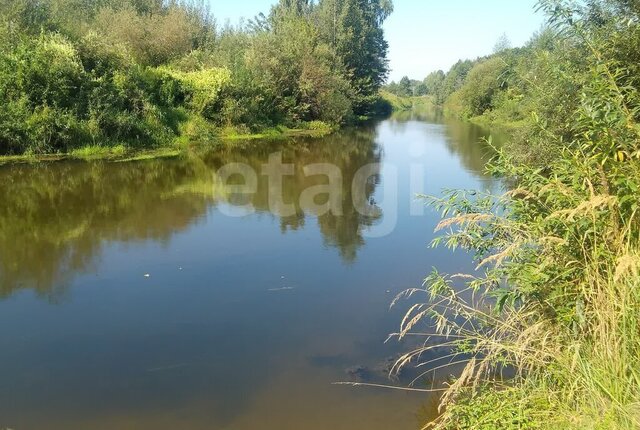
[{"xmin": 0, "ymin": 111, "xmax": 502, "ymax": 430}]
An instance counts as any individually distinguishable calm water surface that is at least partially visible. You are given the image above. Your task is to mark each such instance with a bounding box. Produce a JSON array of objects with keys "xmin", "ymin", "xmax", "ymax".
[{"xmin": 0, "ymin": 111, "xmax": 502, "ymax": 429}]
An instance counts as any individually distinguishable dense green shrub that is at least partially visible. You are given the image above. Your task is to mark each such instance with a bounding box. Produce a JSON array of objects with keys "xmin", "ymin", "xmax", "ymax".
[
  {"xmin": 0, "ymin": 34, "xmax": 89, "ymax": 152},
  {"xmin": 10, "ymin": 34, "xmax": 85, "ymax": 110},
  {"xmin": 0, "ymin": 32, "xmax": 183, "ymax": 153},
  {"xmin": 164, "ymin": 68, "xmax": 232, "ymax": 118},
  {"xmin": 446, "ymin": 57, "xmax": 508, "ymax": 117},
  {"xmin": 93, "ymin": 5, "xmax": 195, "ymax": 66}
]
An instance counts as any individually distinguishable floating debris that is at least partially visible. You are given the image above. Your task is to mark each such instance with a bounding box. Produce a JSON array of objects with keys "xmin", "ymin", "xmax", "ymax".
[{"xmin": 268, "ymin": 287, "xmax": 295, "ymax": 292}]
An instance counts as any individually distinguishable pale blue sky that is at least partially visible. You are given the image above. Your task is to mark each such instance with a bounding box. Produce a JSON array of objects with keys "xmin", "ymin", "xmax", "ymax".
[{"xmin": 208, "ymin": 0, "xmax": 545, "ymax": 81}]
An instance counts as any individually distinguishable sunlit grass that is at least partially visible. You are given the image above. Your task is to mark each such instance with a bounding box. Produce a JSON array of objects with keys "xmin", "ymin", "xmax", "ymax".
[{"xmin": 69, "ymin": 144, "xmax": 127, "ymax": 159}]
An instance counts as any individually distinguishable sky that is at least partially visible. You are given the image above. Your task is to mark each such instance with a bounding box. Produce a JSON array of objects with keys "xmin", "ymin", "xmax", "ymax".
[{"xmin": 207, "ymin": 0, "xmax": 546, "ymax": 82}]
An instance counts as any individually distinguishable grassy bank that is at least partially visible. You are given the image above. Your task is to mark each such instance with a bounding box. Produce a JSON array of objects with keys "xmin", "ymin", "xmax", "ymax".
[
  {"xmin": 0, "ymin": 121, "xmax": 339, "ymax": 164},
  {"xmin": 391, "ymin": 1, "xmax": 640, "ymax": 429},
  {"xmin": 380, "ymin": 90, "xmax": 434, "ymax": 112},
  {"xmin": 459, "ymin": 112, "xmax": 529, "ymax": 136},
  {"xmin": 0, "ymin": 145, "xmax": 184, "ymax": 165}
]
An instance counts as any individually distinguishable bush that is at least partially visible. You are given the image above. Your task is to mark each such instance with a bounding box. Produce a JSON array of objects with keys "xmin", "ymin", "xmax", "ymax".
[
  {"xmin": 0, "ymin": 0, "xmax": 395, "ymax": 154},
  {"xmin": 9, "ymin": 33, "xmax": 85, "ymax": 110},
  {"xmin": 164, "ymin": 68, "xmax": 232, "ymax": 118},
  {"xmin": 0, "ymin": 32, "xmax": 191, "ymax": 153},
  {"xmin": 94, "ymin": 5, "xmax": 195, "ymax": 66},
  {"xmin": 0, "ymin": 33, "xmax": 92, "ymax": 152},
  {"xmin": 446, "ymin": 57, "xmax": 508, "ymax": 118}
]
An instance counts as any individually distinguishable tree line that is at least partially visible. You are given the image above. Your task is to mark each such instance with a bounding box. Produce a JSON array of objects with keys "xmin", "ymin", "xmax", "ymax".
[
  {"xmin": 0, "ymin": 0, "xmax": 394, "ymax": 155},
  {"xmin": 386, "ymin": 1, "xmax": 640, "ymax": 166}
]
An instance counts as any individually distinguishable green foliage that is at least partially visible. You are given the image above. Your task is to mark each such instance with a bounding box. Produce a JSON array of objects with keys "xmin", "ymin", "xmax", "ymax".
[
  {"xmin": 437, "ymin": 386, "xmax": 550, "ymax": 430},
  {"xmin": 69, "ymin": 143, "xmax": 127, "ymax": 159},
  {"xmin": 8, "ymin": 33, "xmax": 85, "ymax": 110},
  {"xmin": 397, "ymin": 76, "xmax": 413, "ymax": 97},
  {"xmin": 423, "ymin": 70, "xmax": 446, "ymax": 102},
  {"xmin": 244, "ymin": 12, "xmax": 352, "ymax": 126},
  {"xmin": 445, "ymin": 57, "xmax": 508, "ymax": 117},
  {"xmin": 315, "ymin": 0, "xmax": 393, "ymax": 115},
  {"xmin": 440, "ymin": 60, "xmax": 475, "ymax": 103},
  {"xmin": 379, "ymin": 90, "xmax": 412, "ymax": 111},
  {"xmin": 93, "ymin": 5, "xmax": 195, "ymax": 66},
  {"xmin": 394, "ymin": 2, "xmax": 640, "ymax": 429},
  {"xmin": 0, "ymin": 31, "xmax": 186, "ymax": 154},
  {"xmin": 0, "ymin": 0, "xmax": 394, "ymax": 155},
  {"xmin": 164, "ymin": 67, "xmax": 231, "ymax": 117},
  {"xmin": 383, "ymin": 76, "xmax": 425, "ymax": 98}
]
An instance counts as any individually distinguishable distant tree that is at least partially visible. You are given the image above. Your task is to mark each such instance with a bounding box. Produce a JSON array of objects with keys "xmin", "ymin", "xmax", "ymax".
[
  {"xmin": 449, "ymin": 57, "xmax": 508, "ymax": 117},
  {"xmin": 438, "ymin": 60, "xmax": 474, "ymax": 104},
  {"xmin": 384, "ymin": 80, "xmax": 399, "ymax": 94},
  {"xmin": 398, "ymin": 76, "xmax": 413, "ymax": 96},
  {"xmin": 414, "ymin": 81, "xmax": 428, "ymax": 96},
  {"xmin": 247, "ymin": 12, "xmax": 270, "ymax": 32},
  {"xmin": 0, "ymin": 0, "xmax": 53, "ymax": 34},
  {"xmin": 423, "ymin": 70, "xmax": 445, "ymax": 100},
  {"xmin": 270, "ymin": 0, "xmax": 312, "ymax": 21},
  {"xmin": 95, "ymin": 5, "xmax": 195, "ymax": 65},
  {"xmin": 493, "ymin": 33, "xmax": 512, "ymax": 53}
]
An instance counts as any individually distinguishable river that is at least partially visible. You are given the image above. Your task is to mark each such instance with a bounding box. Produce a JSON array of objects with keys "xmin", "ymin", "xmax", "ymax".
[{"xmin": 0, "ymin": 110, "xmax": 503, "ymax": 429}]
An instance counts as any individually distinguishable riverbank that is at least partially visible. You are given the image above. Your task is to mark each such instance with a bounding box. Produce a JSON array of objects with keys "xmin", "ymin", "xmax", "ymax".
[
  {"xmin": 391, "ymin": 3, "xmax": 640, "ymax": 430},
  {"xmin": 379, "ymin": 90, "xmax": 434, "ymax": 112},
  {"xmin": 0, "ymin": 120, "xmax": 341, "ymax": 165},
  {"xmin": 383, "ymin": 91, "xmax": 523, "ymax": 137},
  {"xmin": 1, "ymin": 0, "xmax": 394, "ymax": 163},
  {"xmin": 0, "ymin": 89, "xmax": 402, "ymax": 165}
]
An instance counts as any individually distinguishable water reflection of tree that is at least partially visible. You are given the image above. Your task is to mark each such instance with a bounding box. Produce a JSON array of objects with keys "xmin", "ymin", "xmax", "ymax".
[
  {"xmin": 202, "ymin": 126, "xmax": 383, "ymax": 263},
  {"xmin": 0, "ymin": 129, "xmax": 382, "ymax": 297},
  {"xmin": 390, "ymin": 107, "xmax": 502, "ymax": 176},
  {"xmin": 441, "ymin": 117, "xmax": 504, "ymax": 175},
  {"xmin": 0, "ymin": 160, "xmax": 215, "ymax": 297}
]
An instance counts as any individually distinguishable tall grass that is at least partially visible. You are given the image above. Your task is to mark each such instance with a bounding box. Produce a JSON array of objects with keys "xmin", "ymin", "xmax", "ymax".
[{"xmin": 394, "ymin": 210, "xmax": 640, "ymax": 429}]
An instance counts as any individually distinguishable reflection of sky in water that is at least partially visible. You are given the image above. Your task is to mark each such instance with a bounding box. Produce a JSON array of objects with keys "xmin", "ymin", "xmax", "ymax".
[{"xmin": 0, "ymin": 112, "xmax": 501, "ymax": 429}]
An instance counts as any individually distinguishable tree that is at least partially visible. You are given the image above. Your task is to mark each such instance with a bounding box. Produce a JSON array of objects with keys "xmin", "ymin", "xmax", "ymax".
[
  {"xmin": 316, "ymin": 0, "xmax": 394, "ymax": 114},
  {"xmin": 94, "ymin": 5, "xmax": 195, "ymax": 66},
  {"xmin": 398, "ymin": 75, "xmax": 412, "ymax": 97},
  {"xmin": 414, "ymin": 81, "xmax": 428, "ymax": 96},
  {"xmin": 271, "ymin": 0, "xmax": 312, "ymax": 19},
  {"xmin": 447, "ymin": 57, "xmax": 507, "ymax": 117},
  {"xmin": 439, "ymin": 60, "xmax": 474, "ymax": 103},
  {"xmin": 493, "ymin": 33, "xmax": 511, "ymax": 53},
  {"xmin": 423, "ymin": 70, "xmax": 445, "ymax": 100},
  {"xmin": 245, "ymin": 10, "xmax": 352, "ymax": 125}
]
